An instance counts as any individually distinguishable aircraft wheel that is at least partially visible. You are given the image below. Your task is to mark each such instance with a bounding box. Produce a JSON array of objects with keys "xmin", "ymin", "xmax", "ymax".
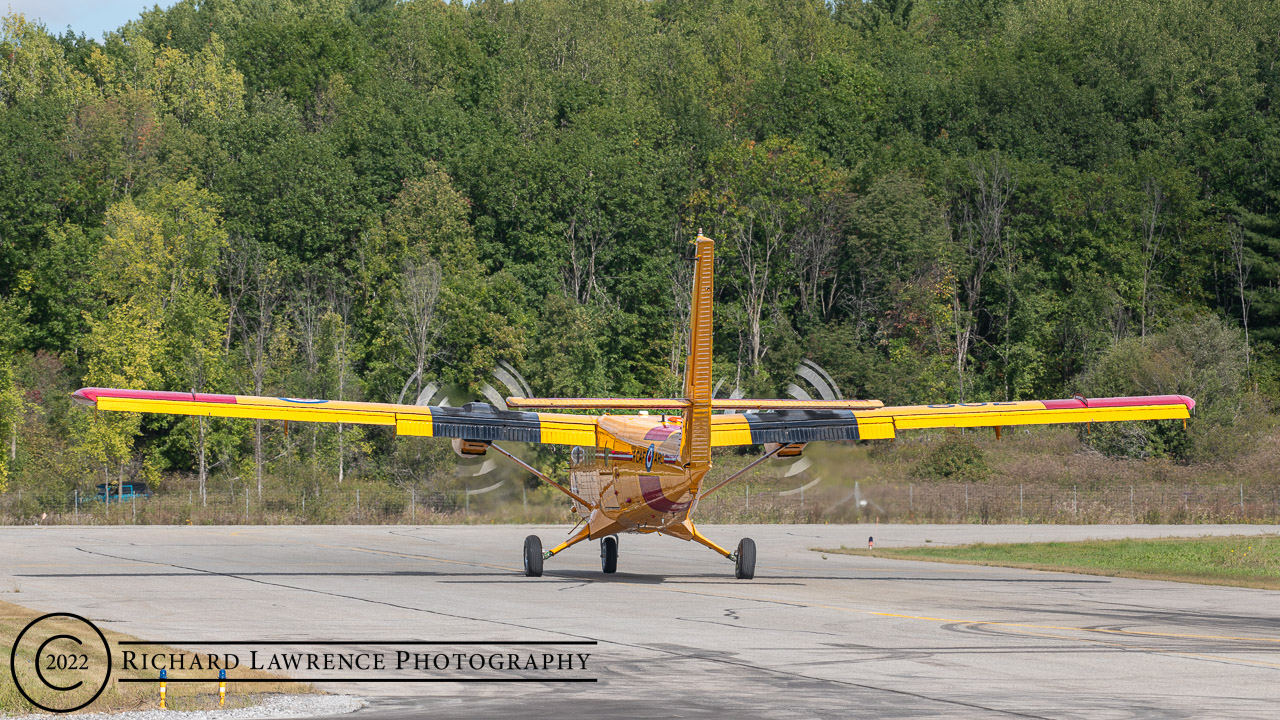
[
  {"xmin": 601, "ymin": 535, "xmax": 619, "ymax": 574},
  {"xmin": 734, "ymin": 538, "xmax": 756, "ymax": 580},
  {"xmin": 523, "ymin": 535, "xmax": 544, "ymax": 577}
]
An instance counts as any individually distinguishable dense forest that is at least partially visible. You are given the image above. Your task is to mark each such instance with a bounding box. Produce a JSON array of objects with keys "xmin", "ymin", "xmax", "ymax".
[{"xmin": 0, "ymin": 0, "xmax": 1276, "ymax": 513}]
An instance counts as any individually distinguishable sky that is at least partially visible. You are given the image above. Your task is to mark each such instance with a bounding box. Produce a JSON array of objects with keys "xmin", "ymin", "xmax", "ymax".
[{"xmin": 5, "ymin": 1, "xmax": 173, "ymax": 39}]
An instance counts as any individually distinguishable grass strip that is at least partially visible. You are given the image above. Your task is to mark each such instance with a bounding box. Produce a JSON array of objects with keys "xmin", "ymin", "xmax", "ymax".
[
  {"xmin": 1, "ymin": 599, "xmax": 311, "ymax": 714},
  {"xmin": 816, "ymin": 534, "xmax": 1280, "ymax": 590}
]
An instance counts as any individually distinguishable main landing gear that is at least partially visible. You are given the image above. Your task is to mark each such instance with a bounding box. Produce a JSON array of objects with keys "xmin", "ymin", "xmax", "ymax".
[
  {"xmin": 523, "ymin": 535, "xmax": 543, "ymax": 577},
  {"xmin": 600, "ymin": 535, "xmax": 619, "ymax": 573},
  {"xmin": 522, "ymin": 530, "xmax": 755, "ymax": 579},
  {"xmin": 522, "ymin": 533, "xmax": 619, "ymax": 576},
  {"xmin": 733, "ymin": 538, "xmax": 756, "ymax": 580}
]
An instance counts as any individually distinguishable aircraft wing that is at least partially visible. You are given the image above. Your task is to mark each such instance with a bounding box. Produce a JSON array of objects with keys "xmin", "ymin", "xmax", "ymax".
[
  {"xmin": 73, "ymin": 388, "xmax": 1195, "ymax": 450},
  {"xmin": 71, "ymin": 388, "xmax": 599, "ymax": 446},
  {"xmin": 709, "ymin": 395, "xmax": 1195, "ymax": 446}
]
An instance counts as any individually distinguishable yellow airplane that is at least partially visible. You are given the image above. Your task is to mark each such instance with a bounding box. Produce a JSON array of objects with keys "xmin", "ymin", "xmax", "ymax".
[{"xmin": 73, "ymin": 234, "xmax": 1194, "ymax": 579}]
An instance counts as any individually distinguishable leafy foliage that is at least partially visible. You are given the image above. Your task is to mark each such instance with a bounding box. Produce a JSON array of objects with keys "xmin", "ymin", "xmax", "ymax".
[
  {"xmin": 1, "ymin": 0, "xmax": 1278, "ymax": 501},
  {"xmin": 914, "ymin": 434, "xmax": 991, "ymax": 483}
]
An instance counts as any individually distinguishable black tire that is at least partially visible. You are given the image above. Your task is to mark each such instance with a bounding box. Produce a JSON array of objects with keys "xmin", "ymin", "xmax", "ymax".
[
  {"xmin": 523, "ymin": 535, "xmax": 544, "ymax": 577},
  {"xmin": 600, "ymin": 535, "xmax": 619, "ymax": 574},
  {"xmin": 734, "ymin": 538, "xmax": 756, "ymax": 580}
]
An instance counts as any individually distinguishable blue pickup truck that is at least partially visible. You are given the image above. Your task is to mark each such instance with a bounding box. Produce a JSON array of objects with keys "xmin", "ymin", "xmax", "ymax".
[{"xmin": 95, "ymin": 482, "xmax": 152, "ymax": 503}]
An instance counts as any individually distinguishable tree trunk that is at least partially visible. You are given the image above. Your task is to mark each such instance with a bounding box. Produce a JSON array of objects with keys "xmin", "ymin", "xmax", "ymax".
[
  {"xmin": 1139, "ymin": 178, "xmax": 1164, "ymax": 338},
  {"xmin": 254, "ymin": 419, "xmax": 263, "ymax": 499},
  {"xmin": 337, "ymin": 423, "xmax": 345, "ymax": 484},
  {"xmin": 1229, "ymin": 222, "xmax": 1253, "ymax": 379},
  {"xmin": 197, "ymin": 415, "xmax": 207, "ymax": 506}
]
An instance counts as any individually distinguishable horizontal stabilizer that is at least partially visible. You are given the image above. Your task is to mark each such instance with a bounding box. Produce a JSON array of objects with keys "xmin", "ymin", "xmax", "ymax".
[
  {"xmin": 505, "ymin": 397, "xmax": 884, "ymax": 410},
  {"xmin": 713, "ymin": 398, "xmax": 884, "ymax": 410},
  {"xmin": 505, "ymin": 397, "xmax": 691, "ymax": 410}
]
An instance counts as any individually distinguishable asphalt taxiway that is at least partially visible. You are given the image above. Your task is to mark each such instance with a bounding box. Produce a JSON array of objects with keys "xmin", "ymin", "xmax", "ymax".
[{"xmin": 3, "ymin": 523, "xmax": 1279, "ymax": 719}]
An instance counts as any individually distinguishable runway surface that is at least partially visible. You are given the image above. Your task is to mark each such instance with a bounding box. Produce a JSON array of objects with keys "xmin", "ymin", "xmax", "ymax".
[{"xmin": 4, "ymin": 523, "xmax": 1279, "ymax": 719}]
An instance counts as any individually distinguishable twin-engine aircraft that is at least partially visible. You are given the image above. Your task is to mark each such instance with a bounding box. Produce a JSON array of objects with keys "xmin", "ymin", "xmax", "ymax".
[{"xmin": 74, "ymin": 234, "xmax": 1194, "ymax": 579}]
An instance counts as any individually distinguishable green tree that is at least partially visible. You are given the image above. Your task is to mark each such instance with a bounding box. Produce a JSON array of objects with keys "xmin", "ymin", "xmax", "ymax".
[{"xmin": 688, "ymin": 137, "xmax": 845, "ymax": 386}]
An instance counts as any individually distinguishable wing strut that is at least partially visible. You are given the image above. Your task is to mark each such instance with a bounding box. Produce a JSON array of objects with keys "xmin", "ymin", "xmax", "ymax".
[
  {"xmin": 489, "ymin": 443, "xmax": 594, "ymax": 509},
  {"xmin": 697, "ymin": 443, "xmax": 787, "ymax": 500}
]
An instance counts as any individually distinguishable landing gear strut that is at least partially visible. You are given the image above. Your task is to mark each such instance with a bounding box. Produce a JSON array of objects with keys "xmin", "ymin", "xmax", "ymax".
[
  {"xmin": 600, "ymin": 536, "xmax": 618, "ymax": 574},
  {"xmin": 734, "ymin": 538, "xmax": 756, "ymax": 580},
  {"xmin": 523, "ymin": 535, "xmax": 544, "ymax": 577}
]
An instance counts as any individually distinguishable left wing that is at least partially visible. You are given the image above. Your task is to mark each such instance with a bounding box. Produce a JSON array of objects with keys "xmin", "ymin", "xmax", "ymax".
[
  {"xmin": 71, "ymin": 388, "xmax": 598, "ymax": 446},
  {"xmin": 710, "ymin": 395, "xmax": 1195, "ymax": 446}
]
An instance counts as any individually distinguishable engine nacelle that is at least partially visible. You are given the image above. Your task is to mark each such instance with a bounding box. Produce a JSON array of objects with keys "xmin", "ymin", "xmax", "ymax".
[
  {"xmin": 764, "ymin": 442, "xmax": 806, "ymax": 458},
  {"xmin": 452, "ymin": 438, "xmax": 491, "ymax": 457}
]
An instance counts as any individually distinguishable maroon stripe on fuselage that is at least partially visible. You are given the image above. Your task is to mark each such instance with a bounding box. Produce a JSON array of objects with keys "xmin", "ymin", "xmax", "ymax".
[
  {"xmin": 643, "ymin": 426, "xmax": 679, "ymax": 442},
  {"xmin": 639, "ymin": 475, "xmax": 689, "ymax": 514}
]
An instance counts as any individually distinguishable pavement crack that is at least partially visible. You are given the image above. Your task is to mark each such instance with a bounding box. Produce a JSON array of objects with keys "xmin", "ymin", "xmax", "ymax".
[{"xmin": 72, "ymin": 546, "xmax": 599, "ymax": 644}]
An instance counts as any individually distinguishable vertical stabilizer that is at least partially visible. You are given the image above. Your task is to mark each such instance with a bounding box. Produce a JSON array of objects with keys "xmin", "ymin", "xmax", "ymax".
[{"xmin": 681, "ymin": 234, "xmax": 715, "ymax": 470}]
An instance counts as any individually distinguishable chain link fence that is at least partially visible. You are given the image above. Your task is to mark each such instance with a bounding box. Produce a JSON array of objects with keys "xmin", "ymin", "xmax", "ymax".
[{"xmin": 3, "ymin": 479, "xmax": 1279, "ymax": 526}]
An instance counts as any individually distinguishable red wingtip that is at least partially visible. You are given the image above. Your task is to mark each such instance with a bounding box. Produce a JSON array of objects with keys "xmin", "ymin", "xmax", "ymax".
[{"xmin": 71, "ymin": 388, "xmax": 97, "ymax": 406}]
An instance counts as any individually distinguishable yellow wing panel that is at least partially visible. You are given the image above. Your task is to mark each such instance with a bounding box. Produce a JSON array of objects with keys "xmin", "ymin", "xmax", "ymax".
[
  {"xmin": 95, "ymin": 396, "xmax": 399, "ymax": 426},
  {"xmin": 77, "ymin": 388, "xmax": 605, "ymax": 447},
  {"xmin": 395, "ymin": 417, "xmax": 434, "ymax": 437},
  {"xmin": 703, "ymin": 396, "xmax": 1194, "ymax": 447},
  {"xmin": 710, "ymin": 415, "xmax": 753, "ymax": 446},
  {"xmin": 536, "ymin": 413, "xmax": 599, "ymax": 446},
  {"xmin": 862, "ymin": 397, "xmax": 1193, "ymax": 431}
]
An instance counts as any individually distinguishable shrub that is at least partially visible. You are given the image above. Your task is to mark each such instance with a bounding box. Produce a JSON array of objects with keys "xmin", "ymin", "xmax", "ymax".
[
  {"xmin": 915, "ymin": 433, "xmax": 990, "ymax": 482},
  {"xmin": 1076, "ymin": 315, "xmax": 1261, "ymax": 462}
]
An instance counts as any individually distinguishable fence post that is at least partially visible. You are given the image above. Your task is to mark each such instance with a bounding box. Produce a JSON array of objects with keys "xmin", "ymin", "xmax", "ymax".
[
  {"xmin": 965, "ymin": 484, "xmax": 969, "ymax": 518},
  {"xmin": 1019, "ymin": 484, "xmax": 1023, "ymax": 520},
  {"xmin": 356, "ymin": 488, "xmax": 361, "ymax": 520},
  {"xmin": 745, "ymin": 486, "xmax": 749, "ymax": 511},
  {"xmin": 1131, "ymin": 485, "xmax": 1135, "ymax": 520},
  {"xmin": 412, "ymin": 487, "xmax": 416, "ymax": 522},
  {"xmin": 74, "ymin": 490, "xmax": 78, "ymax": 520},
  {"xmin": 1241, "ymin": 484, "xmax": 1245, "ymax": 517},
  {"xmin": 909, "ymin": 483, "xmax": 913, "ymax": 515},
  {"xmin": 1074, "ymin": 485, "xmax": 1077, "ymax": 517},
  {"xmin": 244, "ymin": 488, "xmax": 248, "ymax": 523}
]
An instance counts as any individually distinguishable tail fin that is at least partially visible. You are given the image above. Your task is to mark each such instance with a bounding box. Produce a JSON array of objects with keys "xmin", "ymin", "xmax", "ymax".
[{"xmin": 681, "ymin": 233, "xmax": 715, "ymax": 467}]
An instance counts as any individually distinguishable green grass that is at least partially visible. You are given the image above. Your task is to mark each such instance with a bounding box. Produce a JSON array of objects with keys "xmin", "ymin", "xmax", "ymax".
[{"xmin": 817, "ymin": 535, "xmax": 1280, "ymax": 590}]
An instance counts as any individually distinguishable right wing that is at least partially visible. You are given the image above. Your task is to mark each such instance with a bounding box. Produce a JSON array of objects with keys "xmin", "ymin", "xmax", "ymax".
[{"xmin": 710, "ymin": 395, "xmax": 1195, "ymax": 446}]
